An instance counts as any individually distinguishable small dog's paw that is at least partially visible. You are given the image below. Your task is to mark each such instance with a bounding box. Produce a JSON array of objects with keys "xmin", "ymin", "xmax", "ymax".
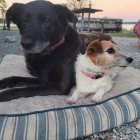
[
  {"xmin": 66, "ymin": 97, "xmax": 77, "ymax": 104},
  {"xmin": 92, "ymin": 95, "xmax": 102, "ymax": 103}
]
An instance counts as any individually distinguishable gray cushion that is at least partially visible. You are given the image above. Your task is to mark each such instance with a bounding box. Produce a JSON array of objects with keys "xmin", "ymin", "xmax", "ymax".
[{"xmin": 0, "ymin": 55, "xmax": 140, "ymax": 140}]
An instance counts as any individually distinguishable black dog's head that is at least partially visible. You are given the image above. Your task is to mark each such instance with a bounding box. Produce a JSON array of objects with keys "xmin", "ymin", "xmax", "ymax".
[{"xmin": 6, "ymin": 1, "xmax": 77, "ymax": 54}]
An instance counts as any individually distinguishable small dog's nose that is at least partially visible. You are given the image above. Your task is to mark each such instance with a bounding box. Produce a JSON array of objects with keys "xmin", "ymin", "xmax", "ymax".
[
  {"xmin": 126, "ymin": 57, "xmax": 133, "ymax": 63},
  {"xmin": 21, "ymin": 39, "xmax": 34, "ymax": 50}
]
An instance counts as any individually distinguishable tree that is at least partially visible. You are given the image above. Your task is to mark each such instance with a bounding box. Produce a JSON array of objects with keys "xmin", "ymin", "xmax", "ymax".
[
  {"xmin": 0, "ymin": 0, "xmax": 7, "ymax": 16},
  {"xmin": 67, "ymin": 0, "xmax": 86, "ymax": 10},
  {"xmin": 0, "ymin": 0, "xmax": 7, "ymax": 30}
]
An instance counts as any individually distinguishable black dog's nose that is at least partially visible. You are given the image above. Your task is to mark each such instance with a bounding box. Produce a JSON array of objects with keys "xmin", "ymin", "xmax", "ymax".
[
  {"xmin": 126, "ymin": 57, "xmax": 133, "ymax": 63},
  {"xmin": 21, "ymin": 39, "xmax": 34, "ymax": 50}
]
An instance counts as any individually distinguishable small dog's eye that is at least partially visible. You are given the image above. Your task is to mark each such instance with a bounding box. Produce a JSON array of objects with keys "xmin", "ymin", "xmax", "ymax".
[{"xmin": 107, "ymin": 48, "xmax": 115, "ymax": 54}]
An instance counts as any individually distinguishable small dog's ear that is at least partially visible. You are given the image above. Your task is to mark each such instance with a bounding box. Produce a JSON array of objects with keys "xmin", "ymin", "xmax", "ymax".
[
  {"xmin": 6, "ymin": 3, "xmax": 24, "ymax": 29},
  {"xmin": 87, "ymin": 40, "xmax": 103, "ymax": 55},
  {"xmin": 99, "ymin": 34, "xmax": 112, "ymax": 41},
  {"xmin": 55, "ymin": 5, "xmax": 78, "ymax": 26}
]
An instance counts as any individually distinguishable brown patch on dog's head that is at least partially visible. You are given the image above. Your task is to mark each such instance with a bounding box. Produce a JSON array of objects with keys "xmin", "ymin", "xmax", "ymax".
[
  {"xmin": 86, "ymin": 39, "xmax": 102, "ymax": 55},
  {"xmin": 86, "ymin": 40, "xmax": 105, "ymax": 66},
  {"xmin": 86, "ymin": 40, "xmax": 121, "ymax": 67}
]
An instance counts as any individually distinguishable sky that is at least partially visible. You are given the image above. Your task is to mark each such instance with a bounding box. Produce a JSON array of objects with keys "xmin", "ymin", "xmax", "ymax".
[{"xmin": 5, "ymin": 0, "xmax": 140, "ymax": 22}]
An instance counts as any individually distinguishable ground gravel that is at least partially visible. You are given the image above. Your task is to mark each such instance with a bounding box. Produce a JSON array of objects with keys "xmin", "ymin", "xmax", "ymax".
[
  {"xmin": 0, "ymin": 31, "xmax": 140, "ymax": 140},
  {"xmin": 0, "ymin": 31, "xmax": 140, "ymax": 69},
  {"xmin": 0, "ymin": 30, "xmax": 22, "ymax": 62}
]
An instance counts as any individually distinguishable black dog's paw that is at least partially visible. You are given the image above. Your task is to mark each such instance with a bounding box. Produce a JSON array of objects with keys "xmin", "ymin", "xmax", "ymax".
[
  {"xmin": 0, "ymin": 80, "xmax": 8, "ymax": 90},
  {"xmin": 0, "ymin": 78, "xmax": 13, "ymax": 90}
]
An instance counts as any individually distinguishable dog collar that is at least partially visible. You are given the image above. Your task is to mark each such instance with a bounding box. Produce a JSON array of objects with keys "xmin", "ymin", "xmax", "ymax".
[
  {"xmin": 81, "ymin": 69, "xmax": 104, "ymax": 80},
  {"xmin": 46, "ymin": 37, "xmax": 65, "ymax": 54}
]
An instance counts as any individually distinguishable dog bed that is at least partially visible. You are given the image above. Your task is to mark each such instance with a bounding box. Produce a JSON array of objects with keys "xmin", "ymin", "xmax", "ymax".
[{"xmin": 0, "ymin": 54, "xmax": 140, "ymax": 140}]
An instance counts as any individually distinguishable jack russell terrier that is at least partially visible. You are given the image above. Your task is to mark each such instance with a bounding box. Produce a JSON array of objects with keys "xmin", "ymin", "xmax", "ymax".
[{"xmin": 66, "ymin": 39, "xmax": 133, "ymax": 104}]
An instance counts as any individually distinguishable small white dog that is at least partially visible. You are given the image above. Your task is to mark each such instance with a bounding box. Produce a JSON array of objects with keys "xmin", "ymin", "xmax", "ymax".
[{"xmin": 66, "ymin": 40, "xmax": 133, "ymax": 104}]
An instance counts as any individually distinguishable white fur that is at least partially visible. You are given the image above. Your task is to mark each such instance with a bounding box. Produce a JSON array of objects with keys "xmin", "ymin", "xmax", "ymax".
[
  {"xmin": 66, "ymin": 40, "xmax": 132, "ymax": 104},
  {"xmin": 66, "ymin": 54, "xmax": 113, "ymax": 104}
]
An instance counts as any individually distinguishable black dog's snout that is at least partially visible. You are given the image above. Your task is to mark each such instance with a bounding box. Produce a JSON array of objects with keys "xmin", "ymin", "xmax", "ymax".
[
  {"xmin": 21, "ymin": 39, "xmax": 34, "ymax": 50},
  {"xmin": 126, "ymin": 57, "xmax": 133, "ymax": 63}
]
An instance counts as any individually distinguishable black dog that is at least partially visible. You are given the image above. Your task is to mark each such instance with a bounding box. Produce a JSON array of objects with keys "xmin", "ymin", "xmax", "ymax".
[{"xmin": 0, "ymin": 1, "xmax": 81, "ymax": 101}]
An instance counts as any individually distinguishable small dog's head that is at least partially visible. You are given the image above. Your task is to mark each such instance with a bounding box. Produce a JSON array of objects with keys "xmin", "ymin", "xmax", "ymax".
[
  {"xmin": 86, "ymin": 40, "xmax": 133, "ymax": 70},
  {"xmin": 6, "ymin": 1, "xmax": 77, "ymax": 54}
]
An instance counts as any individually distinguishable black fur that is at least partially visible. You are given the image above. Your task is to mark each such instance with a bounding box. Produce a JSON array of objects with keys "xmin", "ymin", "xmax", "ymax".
[{"xmin": 0, "ymin": 1, "xmax": 80, "ymax": 101}]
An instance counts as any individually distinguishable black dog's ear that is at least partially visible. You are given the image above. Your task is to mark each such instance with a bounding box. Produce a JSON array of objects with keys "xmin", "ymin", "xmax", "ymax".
[
  {"xmin": 55, "ymin": 5, "xmax": 78, "ymax": 26},
  {"xmin": 6, "ymin": 3, "xmax": 24, "ymax": 29}
]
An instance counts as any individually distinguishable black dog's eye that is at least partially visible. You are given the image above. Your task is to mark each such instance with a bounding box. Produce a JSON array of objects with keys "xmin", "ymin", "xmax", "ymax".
[
  {"xmin": 39, "ymin": 15, "xmax": 50, "ymax": 23},
  {"xmin": 45, "ymin": 17, "xmax": 49, "ymax": 22},
  {"xmin": 107, "ymin": 48, "xmax": 115, "ymax": 54},
  {"xmin": 23, "ymin": 17, "xmax": 27, "ymax": 22},
  {"xmin": 23, "ymin": 14, "xmax": 31, "ymax": 22}
]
